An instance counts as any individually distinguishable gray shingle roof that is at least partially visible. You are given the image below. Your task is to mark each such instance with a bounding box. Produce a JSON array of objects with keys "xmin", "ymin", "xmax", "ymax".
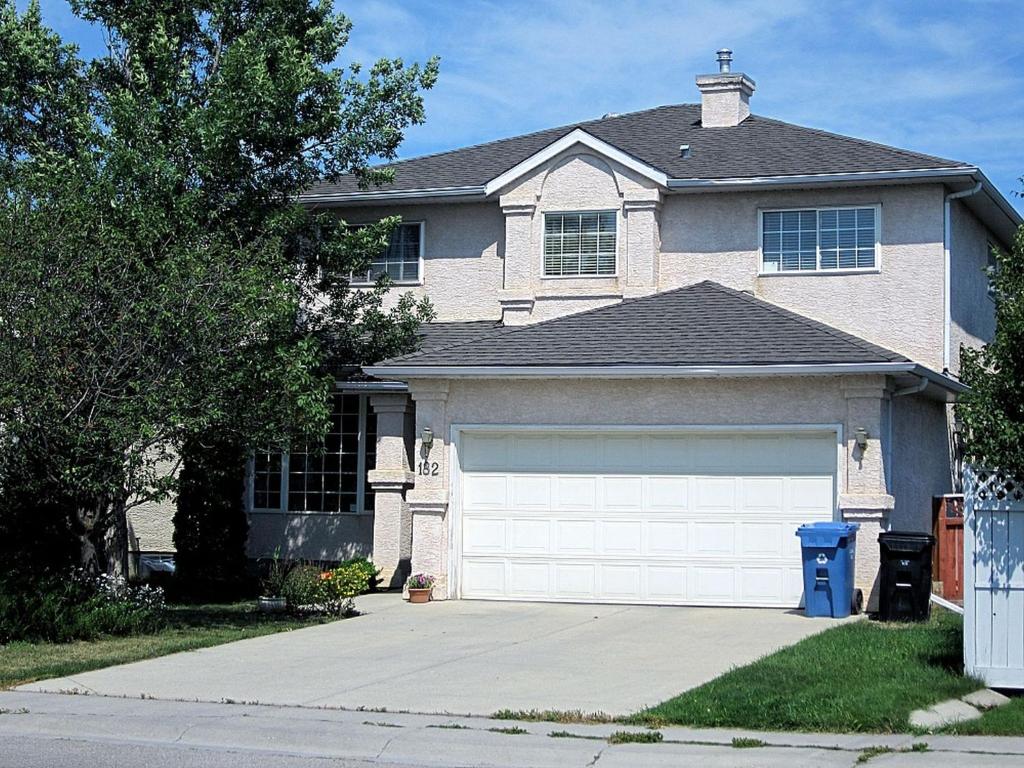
[
  {"xmin": 376, "ymin": 281, "xmax": 908, "ymax": 368},
  {"xmin": 418, "ymin": 320, "xmax": 502, "ymax": 351},
  {"xmin": 308, "ymin": 105, "xmax": 969, "ymax": 198}
]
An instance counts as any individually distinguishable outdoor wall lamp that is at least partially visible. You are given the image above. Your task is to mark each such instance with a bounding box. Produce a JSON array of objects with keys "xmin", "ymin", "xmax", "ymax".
[
  {"xmin": 421, "ymin": 427, "xmax": 434, "ymax": 453},
  {"xmin": 854, "ymin": 427, "xmax": 869, "ymax": 451}
]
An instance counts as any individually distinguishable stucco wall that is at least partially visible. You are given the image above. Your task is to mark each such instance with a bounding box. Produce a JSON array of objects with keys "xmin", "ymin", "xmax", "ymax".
[
  {"xmin": 128, "ymin": 498, "xmax": 177, "ymax": 553},
  {"xmin": 890, "ymin": 393, "xmax": 952, "ymax": 533},
  {"xmin": 406, "ymin": 375, "xmax": 895, "ymax": 602},
  {"xmin": 246, "ymin": 511, "xmax": 373, "ymax": 562},
  {"xmin": 333, "ymin": 201, "xmax": 505, "ymax": 321},
  {"xmin": 661, "ymin": 184, "xmax": 947, "ymax": 369},
  {"xmin": 336, "ymin": 181, "xmax": 961, "ymax": 371},
  {"xmin": 950, "ymin": 198, "xmax": 997, "ymax": 374}
]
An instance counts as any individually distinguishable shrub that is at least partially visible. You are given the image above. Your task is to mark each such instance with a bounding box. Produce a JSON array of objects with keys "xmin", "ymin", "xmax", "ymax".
[
  {"xmin": 280, "ymin": 560, "xmax": 372, "ymax": 617},
  {"xmin": 339, "ymin": 557, "xmax": 381, "ymax": 592},
  {"xmin": 0, "ymin": 570, "xmax": 165, "ymax": 643}
]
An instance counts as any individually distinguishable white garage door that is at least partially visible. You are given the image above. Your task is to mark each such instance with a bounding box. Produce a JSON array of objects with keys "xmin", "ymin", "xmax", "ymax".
[{"xmin": 456, "ymin": 430, "xmax": 837, "ymax": 607}]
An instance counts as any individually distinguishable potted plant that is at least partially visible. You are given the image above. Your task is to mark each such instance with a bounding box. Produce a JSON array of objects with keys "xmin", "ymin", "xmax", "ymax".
[
  {"xmin": 406, "ymin": 573, "xmax": 435, "ymax": 604},
  {"xmin": 258, "ymin": 549, "xmax": 289, "ymax": 613}
]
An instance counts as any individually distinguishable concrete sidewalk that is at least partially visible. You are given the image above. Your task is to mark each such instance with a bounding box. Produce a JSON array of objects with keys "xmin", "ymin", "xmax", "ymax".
[
  {"xmin": 20, "ymin": 593, "xmax": 849, "ymax": 716},
  {"xmin": 2, "ymin": 691, "xmax": 1023, "ymax": 767}
]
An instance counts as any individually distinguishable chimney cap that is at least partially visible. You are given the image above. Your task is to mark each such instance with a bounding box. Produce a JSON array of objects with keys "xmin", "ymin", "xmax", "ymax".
[{"xmin": 716, "ymin": 48, "xmax": 733, "ymax": 73}]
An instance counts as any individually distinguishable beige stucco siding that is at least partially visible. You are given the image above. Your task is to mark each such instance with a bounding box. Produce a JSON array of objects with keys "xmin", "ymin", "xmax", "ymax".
[
  {"xmin": 246, "ymin": 511, "xmax": 374, "ymax": 562},
  {"xmin": 661, "ymin": 184, "xmax": 947, "ymax": 369},
  {"xmin": 890, "ymin": 393, "xmax": 952, "ymax": 534},
  {"xmin": 949, "ymin": 197, "xmax": 997, "ymax": 374},
  {"xmin": 335, "ymin": 202, "xmax": 505, "ymax": 321},
  {"xmin": 128, "ymin": 498, "xmax": 177, "ymax": 553}
]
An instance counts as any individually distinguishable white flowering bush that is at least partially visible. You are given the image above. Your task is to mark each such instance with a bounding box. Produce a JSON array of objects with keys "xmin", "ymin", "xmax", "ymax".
[{"xmin": 0, "ymin": 569, "xmax": 166, "ymax": 643}]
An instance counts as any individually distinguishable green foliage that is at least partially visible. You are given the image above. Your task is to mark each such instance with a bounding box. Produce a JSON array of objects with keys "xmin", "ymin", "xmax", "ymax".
[
  {"xmin": 0, "ymin": 570, "xmax": 164, "ymax": 643},
  {"xmin": 277, "ymin": 558, "xmax": 372, "ymax": 615},
  {"xmin": 959, "ymin": 226, "xmax": 1024, "ymax": 473},
  {"xmin": 0, "ymin": 0, "xmax": 437, "ymax": 575},
  {"xmin": 607, "ymin": 730, "xmax": 663, "ymax": 745},
  {"xmin": 172, "ymin": 437, "xmax": 251, "ymax": 600}
]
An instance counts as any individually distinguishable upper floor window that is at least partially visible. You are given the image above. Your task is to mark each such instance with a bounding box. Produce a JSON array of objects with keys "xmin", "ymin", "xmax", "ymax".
[
  {"xmin": 761, "ymin": 206, "xmax": 879, "ymax": 274},
  {"xmin": 351, "ymin": 222, "xmax": 423, "ymax": 284},
  {"xmin": 544, "ymin": 211, "xmax": 617, "ymax": 277}
]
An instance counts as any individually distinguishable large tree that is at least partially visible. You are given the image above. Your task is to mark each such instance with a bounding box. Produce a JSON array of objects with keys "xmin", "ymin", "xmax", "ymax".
[
  {"xmin": 0, "ymin": 0, "xmax": 437, "ymax": 576},
  {"xmin": 959, "ymin": 223, "xmax": 1024, "ymax": 474}
]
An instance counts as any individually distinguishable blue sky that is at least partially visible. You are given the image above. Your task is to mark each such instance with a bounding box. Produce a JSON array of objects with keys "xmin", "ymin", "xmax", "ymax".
[{"xmin": 37, "ymin": 0, "xmax": 1024, "ymax": 211}]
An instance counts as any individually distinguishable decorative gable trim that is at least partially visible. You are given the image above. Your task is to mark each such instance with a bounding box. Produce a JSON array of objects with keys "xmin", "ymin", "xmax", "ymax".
[{"xmin": 483, "ymin": 128, "xmax": 669, "ymax": 197}]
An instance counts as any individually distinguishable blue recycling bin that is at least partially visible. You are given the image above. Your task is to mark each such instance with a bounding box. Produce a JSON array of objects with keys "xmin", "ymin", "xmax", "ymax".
[{"xmin": 796, "ymin": 522, "xmax": 861, "ymax": 618}]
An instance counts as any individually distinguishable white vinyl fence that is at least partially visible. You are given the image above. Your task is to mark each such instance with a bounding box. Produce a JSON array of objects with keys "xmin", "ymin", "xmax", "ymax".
[{"xmin": 964, "ymin": 467, "xmax": 1024, "ymax": 688}]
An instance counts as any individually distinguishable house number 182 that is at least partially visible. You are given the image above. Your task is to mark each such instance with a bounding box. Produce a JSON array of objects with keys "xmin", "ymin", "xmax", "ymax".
[{"xmin": 418, "ymin": 461, "xmax": 439, "ymax": 476}]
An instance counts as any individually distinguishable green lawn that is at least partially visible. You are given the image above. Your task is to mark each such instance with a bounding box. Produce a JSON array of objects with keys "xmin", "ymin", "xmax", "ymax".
[
  {"xmin": 944, "ymin": 696, "xmax": 1024, "ymax": 735},
  {"xmin": 629, "ymin": 610, "xmax": 981, "ymax": 733},
  {"xmin": 0, "ymin": 602, "xmax": 327, "ymax": 689}
]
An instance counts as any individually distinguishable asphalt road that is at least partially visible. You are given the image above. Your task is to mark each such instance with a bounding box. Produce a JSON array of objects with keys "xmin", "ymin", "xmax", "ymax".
[{"xmin": 2, "ymin": 691, "xmax": 1024, "ymax": 768}]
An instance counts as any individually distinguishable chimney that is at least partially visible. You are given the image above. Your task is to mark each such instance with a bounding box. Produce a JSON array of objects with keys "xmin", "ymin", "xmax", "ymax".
[{"xmin": 696, "ymin": 49, "xmax": 756, "ymax": 128}]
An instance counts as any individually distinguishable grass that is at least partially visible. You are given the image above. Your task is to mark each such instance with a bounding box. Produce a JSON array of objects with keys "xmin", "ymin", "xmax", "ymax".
[
  {"xmin": 944, "ymin": 695, "xmax": 1024, "ymax": 735},
  {"xmin": 0, "ymin": 602, "xmax": 328, "ymax": 689},
  {"xmin": 629, "ymin": 610, "xmax": 979, "ymax": 733},
  {"xmin": 731, "ymin": 737, "xmax": 767, "ymax": 748},
  {"xmin": 488, "ymin": 726, "xmax": 529, "ymax": 735},
  {"xmin": 607, "ymin": 730, "xmax": 663, "ymax": 745},
  {"xmin": 492, "ymin": 708, "xmax": 614, "ymax": 724}
]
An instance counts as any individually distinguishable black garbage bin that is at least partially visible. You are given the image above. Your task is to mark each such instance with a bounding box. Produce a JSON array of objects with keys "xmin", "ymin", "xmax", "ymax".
[{"xmin": 877, "ymin": 531, "xmax": 935, "ymax": 621}]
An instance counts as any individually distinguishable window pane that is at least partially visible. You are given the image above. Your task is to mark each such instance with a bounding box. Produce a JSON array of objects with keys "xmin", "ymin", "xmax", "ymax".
[
  {"xmin": 358, "ymin": 222, "xmax": 421, "ymax": 283},
  {"xmin": 543, "ymin": 211, "xmax": 616, "ymax": 276}
]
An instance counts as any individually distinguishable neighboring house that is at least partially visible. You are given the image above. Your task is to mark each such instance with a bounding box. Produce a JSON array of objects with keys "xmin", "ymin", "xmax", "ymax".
[{"xmin": 143, "ymin": 51, "xmax": 1021, "ymax": 611}]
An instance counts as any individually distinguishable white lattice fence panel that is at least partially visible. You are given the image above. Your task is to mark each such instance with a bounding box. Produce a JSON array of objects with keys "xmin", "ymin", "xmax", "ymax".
[{"xmin": 964, "ymin": 466, "xmax": 1024, "ymax": 688}]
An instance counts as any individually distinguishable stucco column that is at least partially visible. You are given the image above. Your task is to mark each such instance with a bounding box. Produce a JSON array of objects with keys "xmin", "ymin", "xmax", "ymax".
[
  {"xmin": 367, "ymin": 393, "xmax": 415, "ymax": 590},
  {"xmin": 406, "ymin": 380, "xmax": 451, "ymax": 598},
  {"xmin": 622, "ymin": 195, "xmax": 661, "ymax": 297},
  {"xmin": 840, "ymin": 378, "xmax": 893, "ymax": 611},
  {"xmin": 498, "ymin": 201, "xmax": 536, "ymax": 325}
]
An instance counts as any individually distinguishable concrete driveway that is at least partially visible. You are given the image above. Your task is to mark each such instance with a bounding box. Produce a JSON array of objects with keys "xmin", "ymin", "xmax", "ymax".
[{"xmin": 22, "ymin": 594, "xmax": 848, "ymax": 716}]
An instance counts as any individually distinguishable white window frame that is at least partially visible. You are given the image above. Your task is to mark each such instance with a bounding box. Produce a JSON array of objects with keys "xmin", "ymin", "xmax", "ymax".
[
  {"xmin": 247, "ymin": 393, "xmax": 375, "ymax": 516},
  {"xmin": 541, "ymin": 209, "xmax": 619, "ymax": 279},
  {"xmin": 349, "ymin": 220, "xmax": 425, "ymax": 287},
  {"xmin": 758, "ymin": 204, "xmax": 882, "ymax": 276}
]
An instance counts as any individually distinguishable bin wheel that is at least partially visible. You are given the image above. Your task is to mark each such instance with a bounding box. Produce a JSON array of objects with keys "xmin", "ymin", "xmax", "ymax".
[{"xmin": 851, "ymin": 589, "xmax": 864, "ymax": 616}]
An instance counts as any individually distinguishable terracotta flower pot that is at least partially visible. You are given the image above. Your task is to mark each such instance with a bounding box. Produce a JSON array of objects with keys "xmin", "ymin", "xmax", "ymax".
[{"xmin": 408, "ymin": 588, "xmax": 431, "ymax": 604}]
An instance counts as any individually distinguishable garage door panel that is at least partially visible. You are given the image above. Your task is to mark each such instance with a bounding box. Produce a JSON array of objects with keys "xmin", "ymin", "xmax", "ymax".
[
  {"xmin": 554, "ymin": 520, "xmax": 597, "ymax": 555},
  {"xmin": 508, "ymin": 561, "xmax": 549, "ymax": 596},
  {"xmin": 648, "ymin": 521, "xmax": 688, "ymax": 555},
  {"xmin": 694, "ymin": 477, "xmax": 736, "ymax": 511},
  {"xmin": 603, "ymin": 437, "xmax": 645, "ymax": 469},
  {"xmin": 601, "ymin": 565, "xmax": 642, "ymax": 597},
  {"xmin": 602, "ymin": 520, "xmax": 643, "ymax": 555},
  {"xmin": 555, "ymin": 563, "xmax": 596, "ymax": 597},
  {"xmin": 463, "ymin": 518, "xmax": 506, "ymax": 554},
  {"xmin": 741, "ymin": 477, "xmax": 785, "ymax": 510},
  {"xmin": 648, "ymin": 566, "xmax": 687, "ymax": 599},
  {"xmin": 511, "ymin": 475, "xmax": 551, "ymax": 508},
  {"xmin": 459, "ymin": 430, "xmax": 836, "ymax": 607},
  {"xmin": 554, "ymin": 476, "xmax": 597, "ymax": 510},
  {"xmin": 694, "ymin": 567, "xmax": 736, "ymax": 600},
  {"xmin": 602, "ymin": 476, "xmax": 644, "ymax": 509},
  {"xmin": 694, "ymin": 522, "xmax": 736, "ymax": 555},
  {"xmin": 509, "ymin": 519, "xmax": 550, "ymax": 554},
  {"xmin": 462, "ymin": 560, "xmax": 506, "ymax": 595},
  {"xmin": 647, "ymin": 477, "xmax": 688, "ymax": 510},
  {"xmin": 741, "ymin": 522, "xmax": 784, "ymax": 557}
]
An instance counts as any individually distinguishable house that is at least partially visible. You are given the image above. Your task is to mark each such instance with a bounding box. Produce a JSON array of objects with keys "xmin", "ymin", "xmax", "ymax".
[{"xmin": 141, "ymin": 50, "xmax": 1021, "ymax": 610}]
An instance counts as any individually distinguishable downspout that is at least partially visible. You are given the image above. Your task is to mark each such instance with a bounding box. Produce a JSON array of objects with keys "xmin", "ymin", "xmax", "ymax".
[{"xmin": 943, "ymin": 182, "xmax": 983, "ymax": 372}]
